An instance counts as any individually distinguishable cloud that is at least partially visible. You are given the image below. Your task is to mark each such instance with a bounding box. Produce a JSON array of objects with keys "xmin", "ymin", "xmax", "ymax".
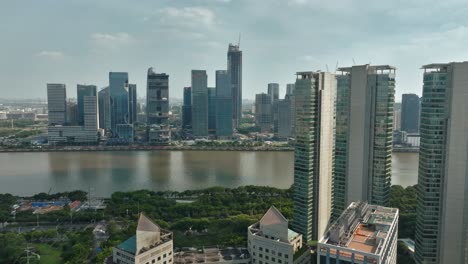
[
  {"xmin": 157, "ymin": 7, "xmax": 216, "ymax": 29},
  {"xmin": 35, "ymin": 51, "xmax": 64, "ymax": 59},
  {"xmin": 92, "ymin": 32, "xmax": 135, "ymax": 46}
]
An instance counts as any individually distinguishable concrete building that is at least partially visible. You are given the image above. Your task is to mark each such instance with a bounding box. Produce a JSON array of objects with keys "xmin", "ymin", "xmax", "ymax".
[
  {"xmin": 255, "ymin": 93, "xmax": 272, "ymax": 133},
  {"xmin": 109, "ymin": 72, "xmax": 129, "ymax": 132},
  {"xmin": 48, "ymin": 126, "xmax": 97, "ymax": 145},
  {"xmin": 77, "ymin": 84, "xmax": 97, "ymax": 126},
  {"xmin": 47, "ymin": 83, "xmax": 67, "ymax": 125},
  {"xmin": 83, "ymin": 95, "xmax": 98, "ymax": 131},
  {"xmin": 415, "ymin": 62, "xmax": 468, "ymax": 264},
  {"xmin": 113, "ymin": 213, "xmax": 173, "ymax": 264},
  {"xmin": 248, "ymin": 206, "xmax": 310, "ymax": 264},
  {"xmin": 276, "ymin": 99, "xmax": 292, "ymax": 138},
  {"xmin": 146, "ymin": 68, "xmax": 169, "ymax": 126},
  {"xmin": 182, "ymin": 87, "xmax": 192, "ymax": 129},
  {"xmin": 393, "ymin": 102, "xmax": 401, "ymax": 132},
  {"xmin": 400, "ymin": 94, "xmax": 420, "ymax": 133},
  {"xmin": 292, "ymin": 71, "xmax": 335, "ymax": 242},
  {"xmin": 333, "ymin": 65, "xmax": 395, "ymax": 220},
  {"xmin": 66, "ymin": 101, "xmax": 79, "ymax": 126},
  {"xmin": 318, "ymin": 202, "xmax": 398, "ymax": 264},
  {"xmin": 98, "ymin": 87, "xmax": 111, "ymax": 130},
  {"xmin": 128, "ymin": 84, "xmax": 137, "ymax": 125},
  {"xmin": 227, "ymin": 44, "xmax": 242, "ymax": 128},
  {"xmin": 191, "ymin": 70, "xmax": 208, "ymax": 137},
  {"xmin": 174, "ymin": 248, "xmax": 250, "ymax": 264},
  {"xmin": 216, "ymin": 70, "xmax": 233, "ymax": 137}
]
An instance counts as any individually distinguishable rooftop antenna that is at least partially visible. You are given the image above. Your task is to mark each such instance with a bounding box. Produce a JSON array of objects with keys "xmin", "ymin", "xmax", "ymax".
[
  {"xmin": 238, "ymin": 32, "xmax": 241, "ymax": 47},
  {"xmin": 335, "ymin": 61, "xmax": 339, "ymax": 72},
  {"xmin": 352, "ymin": 58, "xmax": 356, "ymax": 65}
]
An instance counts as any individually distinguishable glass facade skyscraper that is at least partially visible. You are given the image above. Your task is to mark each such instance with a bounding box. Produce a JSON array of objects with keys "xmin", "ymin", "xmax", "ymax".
[
  {"xmin": 191, "ymin": 70, "xmax": 208, "ymax": 137},
  {"xmin": 254, "ymin": 93, "xmax": 272, "ymax": 133},
  {"xmin": 332, "ymin": 65, "xmax": 395, "ymax": 220},
  {"xmin": 215, "ymin": 70, "xmax": 233, "ymax": 137},
  {"xmin": 109, "ymin": 72, "xmax": 129, "ymax": 132},
  {"xmin": 182, "ymin": 87, "xmax": 192, "ymax": 129},
  {"xmin": 128, "ymin": 84, "xmax": 137, "ymax": 125},
  {"xmin": 401, "ymin": 93, "xmax": 420, "ymax": 133},
  {"xmin": 47, "ymin": 83, "xmax": 67, "ymax": 125},
  {"xmin": 208, "ymin": 87, "xmax": 217, "ymax": 133},
  {"xmin": 77, "ymin": 84, "xmax": 97, "ymax": 126},
  {"xmin": 292, "ymin": 71, "xmax": 335, "ymax": 242},
  {"xmin": 415, "ymin": 62, "xmax": 468, "ymax": 264},
  {"xmin": 227, "ymin": 44, "xmax": 242, "ymax": 128},
  {"xmin": 146, "ymin": 68, "xmax": 169, "ymax": 125},
  {"xmin": 98, "ymin": 87, "xmax": 110, "ymax": 130}
]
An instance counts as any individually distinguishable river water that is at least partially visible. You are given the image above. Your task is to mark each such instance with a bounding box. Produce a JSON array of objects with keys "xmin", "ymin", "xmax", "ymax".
[{"xmin": 0, "ymin": 151, "xmax": 418, "ymax": 197}]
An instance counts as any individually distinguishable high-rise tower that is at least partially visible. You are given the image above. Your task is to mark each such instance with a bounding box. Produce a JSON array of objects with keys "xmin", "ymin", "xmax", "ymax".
[
  {"xmin": 191, "ymin": 70, "xmax": 208, "ymax": 137},
  {"xmin": 109, "ymin": 72, "xmax": 129, "ymax": 132},
  {"xmin": 401, "ymin": 93, "xmax": 420, "ymax": 133},
  {"xmin": 292, "ymin": 71, "xmax": 335, "ymax": 242},
  {"xmin": 227, "ymin": 43, "xmax": 242, "ymax": 128},
  {"xmin": 77, "ymin": 84, "xmax": 97, "ymax": 126},
  {"xmin": 332, "ymin": 65, "xmax": 395, "ymax": 219},
  {"xmin": 47, "ymin": 83, "xmax": 67, "ymax": 125},
  {"xmin": 415, "ymin": 62, "xmax": 468, "ymax": 264},
  {"xmin": 146, "ymin": 68, "xmax": 169, "ymax": 125}
]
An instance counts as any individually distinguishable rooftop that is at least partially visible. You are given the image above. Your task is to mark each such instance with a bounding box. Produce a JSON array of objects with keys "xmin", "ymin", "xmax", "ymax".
[
  {"xmin": 320, "ymin": 202, "xmax": 398, "ymax": 256},
  {"xmin": 337, "ymin": 64, "xmax": 396, "ymax": 72},
  {"xmin": 174, "ymin": 247, "xmax": 250, "ymax": 264},
  {"xmin": 117, "ymin": 235, "xmax": 137, "ymax": 254}
]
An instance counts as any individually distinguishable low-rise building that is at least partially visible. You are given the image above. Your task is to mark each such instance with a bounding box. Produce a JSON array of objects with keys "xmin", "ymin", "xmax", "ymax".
[
  {"xmin": 113, "ymin": 213, "xmax": 173, "ymax": 264},
  {"xmin": 48, "ymin": 125, "xmax": 98, "ymax": 145},
  {"xmin": 318, "ymin": 202, "xmax": 398, "ymax": 264},
  {"xmin": 248, "ymin": 206, "xmax": 310, "ymax": 264}
]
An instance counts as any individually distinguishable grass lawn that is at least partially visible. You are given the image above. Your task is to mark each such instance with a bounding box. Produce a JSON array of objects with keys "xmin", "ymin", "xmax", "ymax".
[{"xmin": 34, "ymin": 243, "xmax": 62, "ymax": 264}]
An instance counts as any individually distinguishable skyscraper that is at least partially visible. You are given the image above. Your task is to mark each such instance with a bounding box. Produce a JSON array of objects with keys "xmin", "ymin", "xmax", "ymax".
[
  {"xmin": 393, "ymin": 102, "xmax": 401, "ymax": 131},
  {"xmin": 191, "ymin": 70, "xmax": 208, "ymax": 137},
  {"xmin": 277, "ymin": 99, "xmax": 292, "ymax": 138},
  {"xmin": 83, "ymin": 95, "xmax": 98, "ymax": 131},
  {"xmin": 215, "ymin": 70, "xmax": 233, "ymax": 137},
  {"xmin": 227, "ymin": 43, "xmax": 242, "ymax": 128},
  {"xmin": 128, "ymin": 84, "xmax": 137, "ymax": 125},
  {"xmin": 182, "ymin": 87, "xmax": 192, "ymax": 129},
  {"xmin": 66, "ymin": 101, "xmax": 78, "ymax": 126},
  {"xmin": 208, "ymin": 87, "xmax": 217, "ymax": 133},
  {"xmin": 109, "ymin": 72, "xmax": 129, "ymax": 132},
  {"xmin": 332, "ymin": 65, "xmax": 395, "ymax": 219},
  {"xmin": 146, "ymin": 68, "xmax": 169, "ymax": 125},
  {"xmin": 47, "ymin": 83, "xmax": 67, "ymax": 125},
  {"xmin": 415, "ymin": 62, "xmax": 468, "ymax": 264},
  {"xmin": 254, "ymin": 93, "xmax": 272, "ymax": 133},
  {"xmin": 268, "ymin": 83, "xmax": 280, "ymax": 133},
  {"xmin": 286, "ymin": 83, "xmax": 296, "ymax": 137},
  {"xmin": 77, "ymin": 84, "xmax": 97, "ymax": 126},
  {"xmin": 98, "ymin": 87, "xmax": 110, "ymax": 130},
  {"xmin": 286, "ymin": 83, "xmax": 295, "ymax": 97},
  {"xmin": 401, "ymin": 93, "xmax": 420, "ymax": 133},
  {"xmin": 292, "ymin": 71, "xmax": 335, "ymax": 242},
  {"xmin": 267, "ymin": 83, "xmax": 280, "ymax": 102}
]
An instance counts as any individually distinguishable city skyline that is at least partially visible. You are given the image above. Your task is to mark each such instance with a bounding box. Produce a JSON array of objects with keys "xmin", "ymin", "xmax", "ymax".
[{"xmin": 3, "ymin": 1, "xmax": 467, "ymax": 100}]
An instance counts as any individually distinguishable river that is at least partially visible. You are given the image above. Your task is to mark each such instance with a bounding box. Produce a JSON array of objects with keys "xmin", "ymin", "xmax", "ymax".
[{"xmin": 0, "ymin": 151, "xmax": 418, "ymax": 197}]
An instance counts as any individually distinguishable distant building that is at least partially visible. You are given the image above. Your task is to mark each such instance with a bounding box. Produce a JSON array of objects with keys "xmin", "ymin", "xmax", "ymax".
[
  {"xmin": 415, "ymin": 62, "xmax": 468, "ymax": 264},
  {"xmin": 208, "ymin": 87, "xmax": 217, "ymax": 134},
  {"xmin": 128, "ymin": 84, "xmax": 137, "ymax": 125},
  {"xmin": 66, "ymin": 101, "xmax": 79, "ymax": 126},
  {"xmin": 191, "ymin": 70, "xmax": 208, "ymax": 137},
  {"xmin": 292, "ymin": 71, "xmax": 335, "ymax": 242},
  {"xmin": 268, "ymin": 83, "xmax": 280, "ymax": 133},
  {"xmin": 113, "ymin": 213, "xmax": 173, "ymax": 264},
  {"xmin": 393, "ymin": 102, "xmax": 401, "ymax": 131},
  {"xmin": 147, "ymin": 68, "xmax": 169, "ymax": 126},
  {"xmin": 109, "ymin": 72, "xmax": 129, "ymax": 132},
  {"xmin": 276, "ymin": 99, "xmax": 292, "ymax": 138},
  {"xmin": 215, "ymin": 70, "xmax": 233, "ymax": 137},
  {"xmin": 115, "ymin": 124, "xmax": 134, "ymax": 143},
  {"xmin": 77, "ymin": 84, "xmax": 97, "ymax": 126},
  {"xmin": 182, "ymin": 87, "xmax": 192, "ymax": 129},
  {"xmin": 333, "ymin": 65, "xmax": 395, "ymax": 220},
  {"xmin": 227, "ymin": 44, "xmax": 242, "ymax": 128},
  {"xmin": 248, "ymin": 206, "xmax": 311, "ymax": 264},
  {"xmin": 318, "ymin": 202, "xmax": 398, "ymax": 264},
  {"xmin": 286, "ymin": 83, "xmax": 296, "ymax": 137},
  {"xmin": 47, "ymin": 83, "xmax": 67, "ymax": 125},
  {"xmin": 255, "ymin": 93, "xmax": 272, "ymax": 133},
  {"xmin": 98, "ymin": 87, "xmax": 111, "ymax": 130},
  {"xmin": 286, "ymin": 83, "xmax": 295, "ymax": 96},
  {"xmin": 83, "ymin": 95, "xmax": 98, "ymax": 131},
  {"xmin": 267, "ymin": 83, "xmax": 280, "ymax": 102},
  {"xmin": 401, "ymin": 94, "xmax": 420, "ymax": 133},
  {"xmin": 48, "ymin": 126, "xmax": 97, "ymax": 145}
]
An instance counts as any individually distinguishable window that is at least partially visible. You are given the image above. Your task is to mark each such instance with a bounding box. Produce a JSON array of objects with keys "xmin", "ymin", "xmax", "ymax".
[
  {"xmin": 152, "ymin": 260, "xmax": 155, "ymax": 264},
  {"xmin": 265, "ymin": 249, "xmax": 269, "ymax": 253},
  {"xmin": 278, "ymin": 253, "xmax": 282, "ymax": 257},
  {"xmin": 259, "ymin": 247, "xmax": 263, "ymax": 251},
  {"xmin": 158, "ymin": 256, "xmax": 161, "ymax": 261},
  {"xmin": 164, "ymin": 254, "xmax": 167, "ymax": 258}
]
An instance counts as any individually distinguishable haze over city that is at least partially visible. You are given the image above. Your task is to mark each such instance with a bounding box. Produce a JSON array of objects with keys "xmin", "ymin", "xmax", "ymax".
[{"xmin": 2, "ymin": 0, "xmax": 468, "ymax": 99}]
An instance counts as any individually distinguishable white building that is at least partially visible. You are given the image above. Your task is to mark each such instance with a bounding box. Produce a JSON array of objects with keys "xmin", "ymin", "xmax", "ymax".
[
  {"xmin": 318, "ymin": 202, "xmax": 398, "ymax": 264},
  {"xmin": 248, "ymin": 206, "xmax": 310, "ymax": 264},
  {"xmin": 113, "ymin": 213, "xmax": 173, "ymax": 264}
]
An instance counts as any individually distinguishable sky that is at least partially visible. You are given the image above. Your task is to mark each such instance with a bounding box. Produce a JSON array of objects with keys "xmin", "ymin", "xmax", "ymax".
[{"xmin": 2, "ymin": 0, "xmax": 468, "ymax": 101}]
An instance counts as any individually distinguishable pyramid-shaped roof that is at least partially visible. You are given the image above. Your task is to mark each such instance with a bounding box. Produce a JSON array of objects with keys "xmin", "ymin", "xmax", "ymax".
[
  {"xmin": 260, "ymin": 206, "xmax": 288, "ymax": 226},
  {"xmin": 137, "ymin": 212, "xmax": 160, "ymax": 233}
]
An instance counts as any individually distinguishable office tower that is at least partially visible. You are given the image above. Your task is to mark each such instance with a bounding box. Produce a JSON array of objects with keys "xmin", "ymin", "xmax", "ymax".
[
  {"xmin": 77, "ymin": 84, "xmax": 97, "ymax": 126},
  {"xmin": 255, "ymin": 93, "xmax": 272, "ymax": 133},
  {"xmin": 292, "ymin": 71, "xmax": 335, "ymax": 242},
  {"xmin": 286, "ymin": 83, "xmax": 296, "ymax": 137},
  {"xmin": 267, "ymin": 83, "xmax": 280, "ymax": 102},
  {"xmin": 47, "ymin": 83, "xmax": 67, "ymax": 125},
  {"xmin": 83, "ymin": 95, "xmax": 98, "ymax": 131},
  {"xmin": 208, "ymin": 87, "xmax": 217, "ymax": 133},
  {"xmin": 215, "ymin": 70, "xmax": 233, "ymax": 137},
  {"xmin": 66, "ymin": 101, "xmax": 78, "ymax": 125},
  {"xmin": 98, "ymin": 87, "xmax": 110, "ymax": 130},
  {"xmin": 248, "ymin": 206, "xmax": 311, "ymax": 264},
  {"xmin": 277, "ymin": 99, "xmax": 292, "ymax": 138},
  {"xmin": 393, "ymin": 102, "xmax": 401, "ymax": 131},
  {"xmin": 227, "ymin": 43, "xmax": 242, "ymax": 128},
  {"xmin": 286, "ymin": 83, "xmax": 295, "ymax": 96},
  {"xmin": 109, "ymin": 72, "xmax": 129, "ymax": 131},
  {"xmin": 401, "ymin": 93, "xmax": 420, "ymax": 133},
  {"xmin": 415, "ymin": 62, "xmax": 468, "ymax": 264},
  {"xmin": 191, "ymin": 70, "xmax": 208, "ymax": 137},
  {"xmin": 113, "ymin": 213, "xmax": 173, "ymax": 264},
  {"xmin": 182, "ymin": 87, "xmax": 192, "ymax": 129},
  {"xmin": 128, "ymin": 84, "xmax": 137, "ymax": 125},
  {"xmin": 318, "ymin": 202, "xmax": 398, "ymax": 264},
  {"xmin": 147, "ymin": 68, "xmax": 169, "ymax": 125},
  {"xmin": 332, "ymin": 65, "xmax": 395, "ymax": 220}
]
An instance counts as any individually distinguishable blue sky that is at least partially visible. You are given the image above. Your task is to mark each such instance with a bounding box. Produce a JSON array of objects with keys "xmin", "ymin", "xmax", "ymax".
[{"xmin": 2, "ymin": 0, "xmax": 468, "ymax": 100}]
